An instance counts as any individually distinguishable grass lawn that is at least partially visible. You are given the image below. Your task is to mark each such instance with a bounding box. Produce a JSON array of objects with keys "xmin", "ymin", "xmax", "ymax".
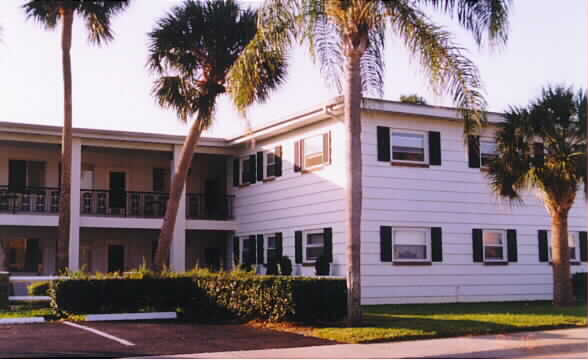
[
  {"xmin": 255, "ymin": 301, "xmax": 587, "ymax": 344},
  {"xmin": 0, "ymin": 305, "xmax": 52, "ymax": 319}
]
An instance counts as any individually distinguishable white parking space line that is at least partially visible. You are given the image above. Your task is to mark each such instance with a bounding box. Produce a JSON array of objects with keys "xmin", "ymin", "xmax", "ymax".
[{"xmin": 62, "ymin": 321, "xmax": 135, "ymax": 347}]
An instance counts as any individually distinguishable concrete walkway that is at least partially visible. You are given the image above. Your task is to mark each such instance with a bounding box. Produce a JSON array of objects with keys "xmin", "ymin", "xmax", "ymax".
[{"xmin": 160, "ymin": 328, "xmax": 588, "ymax": 359}]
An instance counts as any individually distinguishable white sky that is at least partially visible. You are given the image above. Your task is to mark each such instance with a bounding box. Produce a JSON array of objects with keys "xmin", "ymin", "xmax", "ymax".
[{"xmin": 0, "ymin": 0, "xmax": 586, "ymax": 139}]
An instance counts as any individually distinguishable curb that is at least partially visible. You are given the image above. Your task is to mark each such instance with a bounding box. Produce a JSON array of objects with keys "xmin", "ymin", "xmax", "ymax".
[
  {"xmin": 85, "ymin": 312, "xmax": 177, "ymax": 322},
  {"xmin": 0, "ymin": 317, "xmax": 45, "ymax": 324}
]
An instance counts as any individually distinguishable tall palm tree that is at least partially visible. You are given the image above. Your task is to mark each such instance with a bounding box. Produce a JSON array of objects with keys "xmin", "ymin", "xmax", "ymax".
[
  {"xmin": 486, "ymin": 86, "xmax": 586, "ymax": 307},
  {"xmin": 228, "ymin": 0, "xmax": 511, "ymax": 324},
  {"xmin": 148, "ymin": 0, "xmax": 285, "ymax": 271},
  {"xmin": 22, "ymin": 1, "xmax": 130, "ymax": 271}
]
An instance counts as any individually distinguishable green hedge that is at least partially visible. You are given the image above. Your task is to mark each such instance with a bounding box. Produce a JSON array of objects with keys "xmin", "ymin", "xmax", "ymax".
[
  {"xmin": 49, "ymin": 273, "xmax": 347, "ymax": 323},
  {"xmin": 51, "ymin": 278, "xmax": 195, "ymax": 315},
  {"xmin": 572, "ymin": 272, "xmax": 586, "ymax": 301}
]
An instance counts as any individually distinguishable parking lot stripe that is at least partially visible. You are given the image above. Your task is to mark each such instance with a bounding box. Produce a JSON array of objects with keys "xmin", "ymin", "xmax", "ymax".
[{"xmin": 62, "ymin": 321, "xmax": 135, "ymax": 347}]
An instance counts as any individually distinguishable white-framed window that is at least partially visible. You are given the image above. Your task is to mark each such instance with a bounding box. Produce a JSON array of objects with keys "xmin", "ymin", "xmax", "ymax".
[
  {"xmin": 302, "ymin": 134, "xmax": 328, "ymax": 170},
  {"xmin": 392, "ymin": 228, "xmax": 431, "ymax": 262},
  {"xmin": 240, "ymin": 156, "xmax": 254, "ymax": 185},
  {"xmin": 483, "ymin": 229, "xmax": 507, "ymax": 262},
  {"xmin": 547, "ymin": 231, "xmax": 578, "ymax": 261},
  {"xmin": 264, "ymin": 151, "xmax": 277, "ymax": 179},
  {"xmin": 303, "ymin": 230, "xmax": 325, "ymax": 262},
  {"xmin": 266, "ymin": 233, "xmax": 279, "ymax": 263},
  {"xmin": 240, "ymin": 236, "xmax": 255, "ymax": 264},
  {"xmin": 480, "ymin": 138, "xmax": 498, "ymax": 168},
  {"xmin": 391, "ymin": 130, "xmax": 427, "ymax": 163}
]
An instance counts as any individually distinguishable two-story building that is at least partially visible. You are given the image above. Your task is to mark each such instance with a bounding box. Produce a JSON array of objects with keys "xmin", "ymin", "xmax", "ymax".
[{"xmin": 1, "ymin": 96, "xmax": 586, "ymax": 304}]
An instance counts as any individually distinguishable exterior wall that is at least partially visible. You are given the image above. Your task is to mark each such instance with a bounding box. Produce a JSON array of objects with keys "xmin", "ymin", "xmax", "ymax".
[
  {"xmin": 360, "ymin": 111, "xmax": 588, "ymax": 304},
  {"xmin": 230, "ymin": 117, "xmax": 347, "ymax": 276},
  {"xmin": 0, "ymin": 226, "xmax": 57, "ymax": 275},
  {"xmin": 0, "ymin": 141, "xmax": 60, "ymax": 187}
]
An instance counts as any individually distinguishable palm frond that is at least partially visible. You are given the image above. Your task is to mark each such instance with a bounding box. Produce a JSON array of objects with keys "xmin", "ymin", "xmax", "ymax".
[
  {"xmin": 78, "ymin": 1, "xmax": 130, "ymax": 46},
  {"xmin": 22, "ymin": 0, "xmax": 61, "ymax": 29},
  {"xmin": 360, "ymin": 25, "xmax": 385, "ymax": 97},
  {"xmin": 385, "ymin": 1, "xmax": 487, "ymax": 135}
]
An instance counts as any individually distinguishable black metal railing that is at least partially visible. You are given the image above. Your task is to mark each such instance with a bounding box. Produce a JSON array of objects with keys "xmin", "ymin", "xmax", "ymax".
[
  {"xmin": 186, "ymin": 193, "xmax": 234, "ymax": 220},
  {"xmin": 80, "ymin": 189, "xmax": 169, "ymax": 218},
  {"xmin": 0, "ymin": 186, "xmax": 60, "ymax": 214}
]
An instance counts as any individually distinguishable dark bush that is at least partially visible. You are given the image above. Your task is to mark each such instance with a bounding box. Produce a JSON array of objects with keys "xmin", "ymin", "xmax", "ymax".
[
  {"xmin": 314, "ymin": 255, "xmax": 330, "ymax": 276},
  {"xmin": 279, "ymin": 256, "xmax": 292, "ymax": 276},
  {"xmin": 28, "ymin": 281, "xmax": 50, "ymax": 296},
  {"xmin": 572, "ymin": 272, "xmax": 586, "ymax": 301},
  {"xmin": 51, "ymin": 277, "xmax": 195, "ymax": 315},
  {"xmin": 265, "ymin": 260, "xmax": 278, "ymax": 275}
]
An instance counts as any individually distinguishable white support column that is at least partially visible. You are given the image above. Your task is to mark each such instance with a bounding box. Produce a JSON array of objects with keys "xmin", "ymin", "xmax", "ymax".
[
  {"xmin": 170, "ymin": 144, "xmax": 187, "ymax": 272},
  {"xmin": 68, "ymin": 138, "xmax": 82, "ymax": 271}
]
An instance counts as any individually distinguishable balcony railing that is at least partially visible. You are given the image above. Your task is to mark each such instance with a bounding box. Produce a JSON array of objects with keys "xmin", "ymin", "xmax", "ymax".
[
  {"xmin": 186, "ymin": 193, "xmax": 234, "ymax": 220},
  {"xmin": 0, "ymin": 186, "xmax": 60, "ymax": 214},
  {"xmin": 80, "ymin": 189, "xmax": 169, "ymax": 218}
]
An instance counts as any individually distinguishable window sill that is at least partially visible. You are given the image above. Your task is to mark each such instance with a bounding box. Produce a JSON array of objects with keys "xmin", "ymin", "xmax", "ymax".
[
  {"xmin": 549, "ymin": 261, "xmax": 581, "ymax": 266},
  {"xmin": 483, "ymin": 261, "xmax": 508, "ymax": 265},
  {"xmin": 391, "ymin": 162, "xmax": 429, "ymax": 168},
  {"xmin": 262, "ymin": 177, "xmax": 276, "ymax": 183},
  {"xmin": 301, "ymin": 262, "xmax": 332, "ymax": 267},
  {"xmin": 301, "ymin": 165, "xmax": 327, "ymax": 173},
  {"xmin": 392, "ymin": 261, "xmax": 432, "ymax": 266},
  {"xmin": 238, "ymin": 183, "xmax": 251, "ymax": 188}
]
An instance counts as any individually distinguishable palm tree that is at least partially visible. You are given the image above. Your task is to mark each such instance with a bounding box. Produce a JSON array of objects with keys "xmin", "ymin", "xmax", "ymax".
[
  {"xmin": 486, "ymin": 86, "xmax": 586, "ymax": 307},
  {"xmin": 22, "ymin": 1, "xmax": 130, "ymax": 271},
  {"xmin": 148, "ymin": 0, "xmax": 285, "ymax": 271},
  {"xmin": 228, "ymin": 0, "xmax": 511, "ymax": 324}
]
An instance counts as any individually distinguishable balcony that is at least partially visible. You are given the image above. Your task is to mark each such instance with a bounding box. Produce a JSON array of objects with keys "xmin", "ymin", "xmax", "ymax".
[
  {"xmin": 186, "ymin": 193, "xmax": 235, "ymax": 220},
  {"xmin": 0, "ymin": 186, "xmax": 60, "ymax": 214}
]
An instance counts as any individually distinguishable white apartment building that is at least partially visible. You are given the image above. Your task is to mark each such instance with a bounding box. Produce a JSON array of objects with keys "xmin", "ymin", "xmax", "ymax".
[{"xmin": 1, "ymin": 97, "xmax": 586, "ymax": 304}]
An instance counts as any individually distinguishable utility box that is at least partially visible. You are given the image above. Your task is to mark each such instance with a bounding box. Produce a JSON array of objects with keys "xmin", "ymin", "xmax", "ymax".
[{"xmin": 0, "ymin": 272, "xmax": 9, "ymax": 310}]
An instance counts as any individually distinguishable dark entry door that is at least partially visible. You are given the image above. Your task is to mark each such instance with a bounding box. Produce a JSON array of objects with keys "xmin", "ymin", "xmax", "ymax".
[
  {"xmin": 204, "ymin": 248, "xmax": 221, "ymax": 272},
  {"xmin": 108, "ymin": 245, "xmax": 125, "ymax": 273},
  {"xmin": 109, "ymin": 172, "xmax": 126, "ymax": 209}
]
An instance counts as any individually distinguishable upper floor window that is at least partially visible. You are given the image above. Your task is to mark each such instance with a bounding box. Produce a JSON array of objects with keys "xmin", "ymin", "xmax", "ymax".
[
  {"xmin": 391, "ymin": 131, "xmax": 427, "ymax": 163},
  {"xmin": 295, "ymin": 132, "xmax": 331, "ymax": 172},
  {"xmin": 483, "ymin": 229, "xmax": 507, "ymax": 262},
  {"xmin": 548, "ymin": 231, "xmax": 578, "ymax": 262},
  {"xmin": 480, "ymin": 138, "xmax": 498, "ymax": 168},
  {"xmin": 265, "ymin": 151, "xmax": 277, "ymax": 179},
  {"xmin": 392, "ymin": 228, "xmax": 430, "ymax": 262},
  {"xmin": 8, "ymin": 160, "xmax": 46, "ymax": 191}
]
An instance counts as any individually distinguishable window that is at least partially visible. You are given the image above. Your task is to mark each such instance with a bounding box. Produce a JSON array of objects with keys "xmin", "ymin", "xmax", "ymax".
[
  {"xmin": 241, "ymin": 236, "xmax": 254, "ymax": 265},
  {"xmin": 391, "ymin": 131, "xmax": 427, "ymax": 163},
  {"xmin": 483, "ymin": 230, "xmax": 507, "ymax": 262},
  {"xmin": 392, "ymin": 228, "xmax": 430, "ymax": 261},
  {"xmin": 9, "ymin": 160, "xmax": 46, "ymax": 191},
  {"xmin": 265, "ymin": 152, "xmax": 277, "ymax": 178},
  {"xmin": 240, "ymin": 156, "xmax": 253, "ymax": 185},
  {"xmin": 266, "ymin": 234, "xmax": 278, "ymax": 262},
  {"xmin": 6, "ymin": 238, "xmax": 43, "ymax": 273},
  {"xmin": 548, "ymin": 231, "xmax": 578, "ymax": 261},
  {"xmin": 303, "ymin": 134, "xmax": 326, "ymax": 169},
  {"xmin": 480, "ymin": 138, "xmax": 498, "ymax": 168},
  {"xmin": 304, "ymin": 230, "xmax": 325, "ymax": 262}
]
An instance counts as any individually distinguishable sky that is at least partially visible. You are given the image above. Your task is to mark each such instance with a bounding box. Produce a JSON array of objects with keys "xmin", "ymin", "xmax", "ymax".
[{"xmin": 0, "ymin": 1, "xmax": 586, "ymax": 139}]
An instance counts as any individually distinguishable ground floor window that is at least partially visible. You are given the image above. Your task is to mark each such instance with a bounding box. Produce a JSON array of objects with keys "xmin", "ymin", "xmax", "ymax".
[
  {"xmin": 548, "ymin": 231, "xmax": 578, "ymax": 261},
  {"xmin": 304, "ymin": 230, "xmax": 325, "ymax": 262},
  {"xmin": 392, "ymin": 228, "xmax": 430, "ymax": 262},
  {"xmin": 483, "ymin": 230, "xmax": 507, "ymax": 262},
  {"xmin": 266, "ymin": 234, "xmax": 279, "ymax": 263}
]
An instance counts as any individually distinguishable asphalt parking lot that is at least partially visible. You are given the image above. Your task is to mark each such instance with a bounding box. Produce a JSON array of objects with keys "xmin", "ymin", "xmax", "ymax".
[{"xmin": 0, "ymin": 320, "xmax": 337, "ymax": 358}]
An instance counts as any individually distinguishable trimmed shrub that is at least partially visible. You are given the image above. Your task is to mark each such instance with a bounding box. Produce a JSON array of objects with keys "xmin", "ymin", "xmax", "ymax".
[
  {"xmin": 572, "ymin": 272, "xmax": 587, "ymax": 301},
  {"xmin": 279, "ymin": 256, "xmax": 292, "ymax": 276},
  {"xmin": 191, "ymin": 274, "xmax": 346, "ymax": 323},
  {"xmin": 51, "ymin": 277, "xmax": 195, "ymax": 315},
  {"xmin": 314, "ymin": 255, "xmax": 330, "ymax": 276},
  {"xmin": 265, "ymin": 260, "xmax": 278, "ymax": 275},
  {"xmin": 28, "ymin": 281, "xmax": 50, "ymax": 296}
]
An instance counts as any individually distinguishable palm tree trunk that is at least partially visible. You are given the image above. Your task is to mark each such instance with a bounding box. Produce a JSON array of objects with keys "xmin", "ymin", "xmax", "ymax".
[
  {"xmin": 551, "ymin": 211, "xmax": 574, "ymax": 307},
  {"xmin": 344, "ymin": 51, "xmax": 363, "ymax": 325},
  {"xmin": 153, "ymin": 116, "xmax": 204, "ymax": 271},
  {"xmin": 56, "ymin": 8, "xmax": 74, "ymax": 272}
]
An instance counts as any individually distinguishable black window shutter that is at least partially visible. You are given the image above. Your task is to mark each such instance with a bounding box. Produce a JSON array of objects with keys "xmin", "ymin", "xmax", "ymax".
[
  {"xmin": 295, "ymin": 231, "xmax": 303, "ymax": 264},
  {"xmin": 249, "ymin": 155, "xmax": 257, "ymax": 184},
  {"xmin": 377, "ymin": 126, "xmax": 390, "ymax": 162},
  {"xmin": 275, "ymin": 232, "xmax": 283, "ymax": 258},
  {"xmin": 579, "ymin": 231, "xmax": 587, "ymax": 262},
  {"xmin": 507, "ymin": 229, "xmax": 518, "ymax": 262},
  {"xmin": 248, "ymin": 235, "xmax": 257, "ymax": 265},
  {"xmin": 233, "ymin": 236, "xmax": 240, "ymax": 265},
  {"xmin": 294, "ymin": 141, "xmax": 302, "ymax": 172},
  {"xmin": 324, "ymin": 228, "xmax": 333, "ymax": 263},
  {"xmin": 428, "ymin": 132, "xmax": 442, "ymax": 166},
  {"xmin": 472, "ymin": 229, "xmax": 483, "ymax": 262},
  {"xmin": 275, "ymin": 146, "xmax": 283, "ymax": 177},
  {"xmin": 257, "ymin": 234, "xmax": 264, "ymax": 265},
  {"xmin": 538, "ymin": 230, "xmax": 549, "ymax": 262},
  {"xmin": 533, "ymin": 142, "xmax": 545, "ymax": 168},
  {"xmin": 431, "ymin": 227, "xmax": 443, "ymax": 262},
  {"xmin": 232, "ymin": 159, "xmax": 240, "ymax": 187},
  {"xmin": 257, "ymin": 152, "xmax": 264, "ymax": 181},
  {"xmin": 468, "ymin": 136, "xmax": 480, "ymax": 168},
  {"xmin": 9, "ymin": 160, "xmax": 26, "ymax": 192},
  {"xmin": 380, "ymin": 226, "xmax": 392, "ymax": 262}
]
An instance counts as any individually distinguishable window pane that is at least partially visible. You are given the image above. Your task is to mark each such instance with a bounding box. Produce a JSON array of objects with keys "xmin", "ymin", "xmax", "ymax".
[
  {"xmin": 267, "ymin": 249, "xmax": 278, "ymax": 262},
  {"xmin": 267, "ymin": 236, "xmax": 277, "ymax": 249},
  {"xmin": 484, "ymin": 246, "xmax": 503, "ymax": 260},
  {"xmin": 392, "ymin": 133, "xmax": 425, "ymax": 162},
  {"xmin": 306, "ymin": 246, "xmax": 323, "ymax": 261},
  {"xmin": 394, "ymin": 230, "xmax": 426, "ymax": 245},
  {"xmin": 266, "ymin": 164, "xmax": 276, "ymax": 177},
  {"xmin": 304, "ymin": 135, "xmax": 323, "ymax": 156},
  {"xmin": 483, "ymin": 231, "xmax": 503, "ymax": 246},
  {"xmin": 570, "ymin": 247, "xmax": 576, "ymax": 259},
  {"xmin": 480, "ymin": 141, "xmax": 497, "ymax": 155},
  {"xmin": 394, "ymin": 245, "xmax": 427, "ymax": 260},
  {"xmin": 267, "ymin": 153, "xmax": 275, "ymax": 165},
  {"xmin": 307, "ymin": 233, "xmax": 324, "ymax": 246}
]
